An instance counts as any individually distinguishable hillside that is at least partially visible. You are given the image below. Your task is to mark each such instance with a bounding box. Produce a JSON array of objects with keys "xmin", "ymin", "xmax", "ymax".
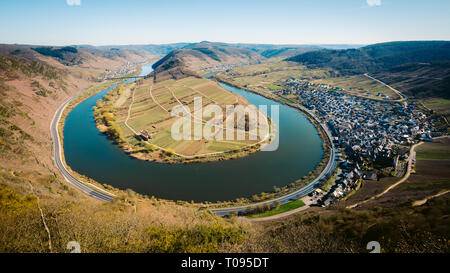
[
  {"xmin": 286, "ymin": 41, "xmax": 450, "ymax": 99},
  {"xmin": 0, "ymin": 44, "xmax": 252, "ymax": 252},
  {"xmin": 286, "ymin": 41, "xmax": 450, "ymax": 74},
  {"xmin": 232, "ymin": 44, "xmax": 320, "ymax": 58},
  {"xmin": 149, "ymin": 42, "xmax": 266, "ymax": 82},
  {"xmin": 0, "ymin": 44, "xmax": 152, "ymax": 175},
  {"xmin": 0, "ymin": 44, "xmax": 150, "ymax": 67},
  {"xmin": 97, "ymin": 43, "xmax": 190, "ymax": 56},
  {"xmin": 370, "ymin": 62, "xmax": 450, "ymax": 99},
  {"xmin": 259, "ymin": 47, "xmax": 318, "ymax": 58}
]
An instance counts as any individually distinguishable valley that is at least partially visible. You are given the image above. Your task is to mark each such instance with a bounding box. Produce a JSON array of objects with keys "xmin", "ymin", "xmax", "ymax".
[{"xmin": 1, "ymin": 40, "xmax": 449, "ymax": 254}]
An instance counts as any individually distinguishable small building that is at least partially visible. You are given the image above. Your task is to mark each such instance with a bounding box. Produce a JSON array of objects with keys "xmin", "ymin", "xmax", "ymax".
[
  {"xmin": 363, "ymin": 172, "xmax": 378, "ymax": 181},
  {"xmin": 139, "ymin": 130, "xmax": 151, "ymax": 141}
]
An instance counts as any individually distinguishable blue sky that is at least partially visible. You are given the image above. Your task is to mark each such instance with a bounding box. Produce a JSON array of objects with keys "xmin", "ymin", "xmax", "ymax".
[{"xmin": 1, "ymin": 0, "xmax": 449, "ymax": 46}]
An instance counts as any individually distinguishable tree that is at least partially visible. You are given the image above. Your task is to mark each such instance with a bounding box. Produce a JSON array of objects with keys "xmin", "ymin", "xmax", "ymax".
[
  {"xmin": 165, "ymin": 148, "xmax": 176, "ymax": 156},
  {"xmin": 145, "ymin": 144, "xmax": 156, "ymax": 152}
]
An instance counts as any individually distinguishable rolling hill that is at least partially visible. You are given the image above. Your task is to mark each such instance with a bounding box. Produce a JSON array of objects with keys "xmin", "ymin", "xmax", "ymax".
[
  {"xmin": 0, "ymin": 44, "xmax": 152, "ymax": 69},
  {"xmin": 148, "ymin": 42, "xmax": 266, "ymax": 82},
  {"xmin": 231, "ymin": 44, "xmax": 321, "ymax": 58},
  {"xmin": 97, "ymin": 43, "xmax": 191, "ymax": 56}
]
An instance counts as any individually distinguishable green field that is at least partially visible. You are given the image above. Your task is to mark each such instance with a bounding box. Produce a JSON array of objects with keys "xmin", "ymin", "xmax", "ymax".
[
  {"xmin": 247, "ymin": 199, "xmax": 306, "ymax": 218},
  {"xmin": 311, "ymin": 75, "xmax": 400, "ymax": 100},
  {"xmin": 422, "ymin": 98, "xmax": 450, "ymax": 121},
  {"xmin": 416, "ymin": 138, "xmax": 450, "ymax": 160},
  {"xmin": 216, "ymin": 61, "xmax": 398, "ymax": 100},
  {"xmin": 216, "ymin": 61, "xmax": 329, "ymax": 91}
]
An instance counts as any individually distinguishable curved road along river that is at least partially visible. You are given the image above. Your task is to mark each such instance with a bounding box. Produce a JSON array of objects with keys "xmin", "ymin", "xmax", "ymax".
[{"xmin": 51, "ymin": 96, "xmax": 115, "ymax": 201}]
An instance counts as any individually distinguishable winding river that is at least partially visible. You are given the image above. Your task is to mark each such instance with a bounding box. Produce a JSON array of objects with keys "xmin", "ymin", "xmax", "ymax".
[{"xmin": 63, "ymin": 64, "xmax": 323, "ymax": 202}]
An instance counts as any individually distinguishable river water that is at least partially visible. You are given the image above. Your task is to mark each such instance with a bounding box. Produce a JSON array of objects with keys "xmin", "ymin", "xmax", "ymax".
[{"xmin": 63, "ymin": 64, "xmax": 323, "ymax": 202}]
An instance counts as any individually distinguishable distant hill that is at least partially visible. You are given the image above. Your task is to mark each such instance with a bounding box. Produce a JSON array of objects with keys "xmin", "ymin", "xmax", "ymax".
[
  {"xmin": 237, "ymin": 44, "xmax": 362, "ymax": 58},
  {"xmin": 286, "ymin": 41, "xmax": 450, "ymax": 74},
  {"xmin": 149, "ymin": 42, "xmax": 266, "ymax": 82},
  {"xmin": 317, "ymin": 44, "xmax": 366, "ymax": 50},
  {"xmin": 259, "ymin": 47, "xmax": 319, "ymax": 58},
  {"xmin": 0, "ymin": 44, "xmax": 152, "ymax": 67},
  {"xmin": 97, "ymin": 43, "xmax": 190, "ymax": 56},
  {"xmin": 286, "ymin": 41, "xmax": 450, "ymax": 99},
  {"xmin": 230, "ymin": 44, "xmax": 321, "ymax": 58}
]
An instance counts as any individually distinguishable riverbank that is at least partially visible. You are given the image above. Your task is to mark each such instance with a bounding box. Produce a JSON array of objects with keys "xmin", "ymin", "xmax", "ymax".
[{"xmin": 55, "ymin": 67, "xmax": 145, "ymax": 198}]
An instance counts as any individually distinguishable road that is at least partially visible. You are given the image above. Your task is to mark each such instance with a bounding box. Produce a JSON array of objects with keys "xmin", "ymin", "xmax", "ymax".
[
  {"xmin": 53, "ymin": 79, "xmax": 337, "ymax": 208},
  {"xmin": 363, "ymin": 73, "xmax": 408, "ymax": 106},
  {"xmin": 51, "ymin": 94, "xmax": 115, "ymax": 201},
  {"xmin": 211, "ymin": 95, "xmax": 337, "ymax": 217}
]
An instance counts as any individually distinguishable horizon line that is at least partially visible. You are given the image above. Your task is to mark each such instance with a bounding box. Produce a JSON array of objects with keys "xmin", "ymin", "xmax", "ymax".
[{"xmin": 2, "ymin": 39, "xmax": 449, "ymax": 48}]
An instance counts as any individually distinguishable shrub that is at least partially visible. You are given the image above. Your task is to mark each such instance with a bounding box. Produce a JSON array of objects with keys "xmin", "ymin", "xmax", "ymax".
[
  {"xmin": 145, "ymin": 144, "xmax": 156, "ymax": 152},
  {"xmin": 165, "ymin": 148, "xmax": 176, "ymax": 156}
]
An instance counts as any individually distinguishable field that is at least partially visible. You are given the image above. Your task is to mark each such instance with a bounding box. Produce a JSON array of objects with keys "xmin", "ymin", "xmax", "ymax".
[
  {"xmin": 216, "ymin": 61, "xmax": 399, "ymax": 100},
  {"xmin": 311, "ymin": 74, "xmax": 400, "ymax": 100},
  {"xmin": 216, "ymin": 61, "xmax": 328, "ymax": 91},
  {"xmin": 421, "ymin": 98, "xmax": 450, "ymax": 121},
  {"xmin": 247, "ymin": 199, "xmax": 306, "ymax": 219},
  {"xmin": 102, "ymin": 76, "xmax": 271, "ymax": 161},
  {"xmin": 416, "ymin": 138, "xmax": 450, "ymax": 160}
]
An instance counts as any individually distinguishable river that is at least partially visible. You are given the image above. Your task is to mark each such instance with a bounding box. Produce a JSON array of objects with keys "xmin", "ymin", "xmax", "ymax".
[{"xmin": 63, "ymin": 63, "xmax": 323, "ymax": 202}]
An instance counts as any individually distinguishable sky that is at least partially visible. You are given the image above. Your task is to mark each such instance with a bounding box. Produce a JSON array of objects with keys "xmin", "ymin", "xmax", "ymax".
[{"xmin": 0, "ymin": 0, "xmax": 449, "ymax": 46}]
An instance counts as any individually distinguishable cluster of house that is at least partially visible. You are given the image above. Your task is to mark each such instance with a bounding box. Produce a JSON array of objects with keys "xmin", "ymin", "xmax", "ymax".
[
  {"xmin": 102, "ymin": 61, "xmax": 144, "ymax": 80},
  {"xmin": 283, "ymin": 78, "xmax": 435, "ymax": 206},
  {"xmin": 204, "ymin": 62, "xmax": 258, "ymax": 75},
  {"xmin": 204, "ymin": 64, "xmax": 239, "ymax": 73},
  {"xmin": 312, "ymin": 161, "xmax": 365, "ymax": 207}
]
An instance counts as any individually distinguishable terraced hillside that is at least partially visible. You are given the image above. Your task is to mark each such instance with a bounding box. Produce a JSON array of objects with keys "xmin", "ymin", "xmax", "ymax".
[
  {"xmin": 148, "ymin": 42, "xmax": 266, "ymax": 82},
  {"xmin": 95, "ymin": 76, "xmax": 272, "ymax": 163}
]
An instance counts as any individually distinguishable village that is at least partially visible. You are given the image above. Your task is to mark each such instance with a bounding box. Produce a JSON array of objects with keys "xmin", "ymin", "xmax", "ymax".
[
  {"xmin": 281, "ymin": 78, "xmax": 435, "ymax": 207},
  {"xmin": 102, "ymin": 61, "xmax": 145, "ymax": 80}
]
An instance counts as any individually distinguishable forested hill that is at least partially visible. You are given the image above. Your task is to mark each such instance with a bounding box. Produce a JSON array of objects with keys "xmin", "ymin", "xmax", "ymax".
[
  {"xmin": 286, "ymin": 41, "xmax": 450, "ymax": 74},
  {"xmin": 286, "ymin": 41, "xmax": 450, "ymax": 99}
]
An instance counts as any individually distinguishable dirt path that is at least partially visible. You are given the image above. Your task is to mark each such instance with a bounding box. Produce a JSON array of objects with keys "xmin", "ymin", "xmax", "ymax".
[
  {"xmin": 364, "ymin": 73, "xmax": 408, "ymax": 106},
  {"xmin": 412, "ymin": 190, "xmax": 450, "ymax": 207},
  {"xmin": 347, "ymin": 141, "xmax": 424, "ymax": 209},
  {"xmin": 183, "ymin": 84, "xmax": 219, "ymax": 104},
  {"xmin": 124, "ymin": 84, "xmax": 144, "ymax": 135}
]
